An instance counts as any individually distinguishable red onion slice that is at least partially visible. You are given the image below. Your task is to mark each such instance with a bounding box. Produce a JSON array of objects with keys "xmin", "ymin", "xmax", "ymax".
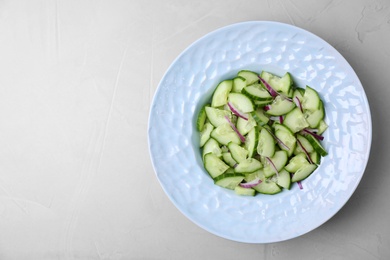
[
  {"xmin": 294, "ymin": 96, "xmax": 303, "ymax": 113},
  {"xmin": 239, "ymin": 178, "xmax": 262, "ymax": 188},
  {"xmin": 297, "ymin": 138, "xmax": 314, "ymax": 164},
  {"xmin": 302, "ymin": 128, "xmax": 324, "ymax": 141},
  {"xmin": 264, "ymin": 128, "xmax": 290, "ymax": 151},
  {"xmin": 224, "ymin": 116, "xmax": 246, "ymax": 143},
  {"xmin": 258, "ymin": 76, "xmax": 278, "ymax": 97},
  {"xmin": 297, "ymin": 181, "xmax": 303, "ymax": 189},
  {"xmin": 265, "ymin": 157, "xmax": 279, "ymax": 177},
  {"xmin": 227, "ymin": 102, "xmax": 248, "ymax": 120}
]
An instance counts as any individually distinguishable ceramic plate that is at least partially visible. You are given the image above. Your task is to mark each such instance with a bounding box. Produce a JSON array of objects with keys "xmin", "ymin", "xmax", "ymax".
[{"xmin": 148, "ymin": 21, "xmax": 372, "ymax": 243}]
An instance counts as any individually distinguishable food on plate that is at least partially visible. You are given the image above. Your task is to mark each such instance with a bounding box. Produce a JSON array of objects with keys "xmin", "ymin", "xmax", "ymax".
[{"xmin": 197, "ymin": 70, "xmax": 328, "ymax": 196}]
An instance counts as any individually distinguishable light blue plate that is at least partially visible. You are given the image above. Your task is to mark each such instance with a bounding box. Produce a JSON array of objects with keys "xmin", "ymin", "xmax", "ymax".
[{"xmin": 148, "ymin": 21, "xmax": 372, "ymax": 243}]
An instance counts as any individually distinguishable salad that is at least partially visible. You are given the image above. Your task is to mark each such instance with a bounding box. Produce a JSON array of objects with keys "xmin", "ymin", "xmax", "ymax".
[{"xmin": 197, "ymin": 70, "xmax": 328, "ymax": 196}]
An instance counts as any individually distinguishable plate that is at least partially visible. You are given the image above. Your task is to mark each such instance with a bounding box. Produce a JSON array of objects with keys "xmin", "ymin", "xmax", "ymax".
[{"xmin": 148, "ymin": 21, "xmax": 372, "ymax": 243}]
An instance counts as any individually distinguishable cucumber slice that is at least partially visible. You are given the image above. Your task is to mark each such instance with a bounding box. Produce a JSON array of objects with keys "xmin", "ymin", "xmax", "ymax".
[
  {"xmin": 304, "ymin": 101, "xmax": 325, "ymax": 128},
  {"xmin": 210, "ymin": 123, "xmax": 241, "ymax": 145},
  {"xmin": 260, "ymin": 71, "xmax": 293, "ymax": 97},
  {"xmin": 291, "ymin": 163, "xmax": 317, "ymax": 182},
  {"xmin": 204, "ymin": 153, "xmax": 230, "ymax": 178},
  {"xmin": 228, "ymin": 142, "xmax": 248, "ymax": 163},
  {"xmin": 234, "ymin": 186, "xmax": 256, "ymax": 196},
  {"xmin": 232, "ymin": 76, "xmax": 246, "ymax": 93},
  {"xmin": 253, "ymin": 99, "xmax": 273, "ymax": 107},
  {"xmin": 293, "ymin": 88, "xmax": 305, "ymax": 101},
  {"xmin": 310, "ymin": 151, "xmax": 321, "ymax": 164},
  {"xmin": 306, "ymin": 134, "xmax": 328, "ymax": 157},
  {"xmin": 200, "ymin": 122, "xmax": 214, "ymax": 147},
  {"xmin": 276, "ymin": 169, "xmax": 291, "ymax": 189},
  {"xmin": 284, "ymin": 153, "xmax": 309, "ymax": 172},
  {"xmin": 202, "ymin": 138, "xmax": 222, "ymax": 160},
  {"xmin": 234, "ymin": 158, "xmax": 262, "ymax": 173},
  {"xmin": 205, "ymin": 106, "xmax": 233, "ymax": 127},
  {"xmin": 274, "ymin": 129, "xmax": 296, "ymax": 157},
  {"xmin": 236, "ymin": 114, "xmax": 256, "ymax": 136},
  {"xmin": 244, "ymin": 169, "xmax": 265, "ymax": 182},
  {"xmin": 283, "ymin": 107, "xmax": 309, "ymax": 133},
  {"xmin": 242, "ymin": 84, "xmax": 273, "ymax": 101},
  {"xmin": 253, "ymin": 179, "xmax": 282, "ymax": 195},
  {"xmin": 244, "ymin": 127, "xmax": 259, "ymax": 158},
  {"xmin": 228, "ymin": 93, "xmax": 254, "ymax": 113},
  {"xmin": 214, "ymin": 173, "xmax": 245, "ymax": 190},
  {"xmin": 237, "ymin": 70, "xmax": 259, "ymax": 86},
  {"xmin": 317, "ymin": 120, "xmax": 328, "ymax": 135},
  {"xmin": 196, "ymin": 104, "xmax": 209, "ymax": 131},
  {"xmin": 263, "ymin": 150, "xmax": 288, "ymax": 177},
  {"xmin": 257, "ymin": 128, "xmax": 275, "ymax": 157},
  {"xmin": 222, "ymin": 152, "xmax": 237, "ymax": 167},
  {"xmin": 295, "ymin": 134, "xmax": 314, "ymax": 154},
  {"xmin": 211, "ymin": 80, "xmax": 233, "ymax": 107},
  {"xmin": 251, "ymin": 108, "xmax": 269, "ymax": 126},
  {"xmin": 266, "ymin": 96, "xmax": 296, "ymax": 116},
  {"xmin": 302, "ymin": 86, "xmax": 321, "ymax": 111}
]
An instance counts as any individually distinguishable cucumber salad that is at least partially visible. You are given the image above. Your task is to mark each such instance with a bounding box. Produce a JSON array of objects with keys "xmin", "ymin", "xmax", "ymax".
[{"xmin": 197, "ymin": 70, "xmax": 328, "ymax": 196}]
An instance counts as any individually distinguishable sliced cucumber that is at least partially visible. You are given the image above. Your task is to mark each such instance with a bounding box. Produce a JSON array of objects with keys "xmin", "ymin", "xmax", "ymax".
[
  {"xmin": 228, "ymin": 93, "xmax": 254, "ymax": 113},
  {"xmin": 196, "ymin": 104, "xmax": 209, "ymax": 131},
  {"xmin": 244, "ymin": 127, "xmax": 258, "ymax": 158},
  {"xmin": 293, "ymin": 88, "xmax": 305, "ymax": 101},
  {"xmin": 200, "ymin": 122, "xmax": 214, "ymax": 147},
  {"xmin": 205, "ymin": 106, "xmax": 233, "ymax": 127},
  {"xmin": 204, "ymin": 153, "xmax": 229, "ymax": 178},
  {"xmin": 211, "ymin": 123, "xmax": 241, "ymax": 145},
  {"xmin": 263, "ymin": 150, "xmax": 288, "ymax": 177},
  {"xmin": 253, "ymin": 179, "xmax": 282, "ymax": 195},
  {"xmin": 266, "ymin": 96, "xmax": 296, "ymax": 116},
  {"xmin": 284, "ymin": 153, "xmax": 309, "ymax": 172},
  {"xmin": 222, "ymin": 152, "xmax": 237, "ymax": 167},
  {"xmin": 242, "ymin": 83, "xmax": 273, "ymax": 101},
  {"xmin": 232, "ymin": 76, "xmax": 246, "ymax": 93},
  {"xmin": 295, "ymin": 134, "xmax": 314, "ymax": 154},
  {"xmin": 260, "ymin": 71, "xmax": 293, "ymax": 97},
  {"xmin": 283, "ymin": 107, "xmax": 309, "ymax": 133},
  {"xmin": 211, "ymin": 80, "xmax": 233, "ymax": 107},
  {"xmin": 234, "ymin": 158, "xmax": 262, "ymax": 173},
  {"xmin": 276, "ymin": 169, "xmax": 291, "ymax": 189},
  {"xmin": 236, "ymin": 114, "xmax": 256, "ymax": 136},
  {"xmin": 251, "ymin": 108, "xmax": 269, "ymax": 126},
  {"xmin": 253, "ymin": 99, "xmax": 273, "ymax": 107},
  {"xmin": 202, "ymin": 138, "xmax": 222, "ymax": 160},
  {"xmin": 198, "ymin": 69, "xmax": 328, "ymax": 196},
  {"xmin": 237, "ymin": 70, "xmax": 259, "ymax": 86},
  {"xmin": 291, "ymin": 163, "xmax": 317, "ymax": 182},
  {"xmin": 310, "ymin": 151, "xmax": 321, "ymax": 164},
  {"xmin": 304, "ymin": 101, "xmax": 325, "ymax": 128},
  {"xmin": 302, "ymin": 86, "xmax": 321, "ymax": 111},
  {"xmin": 214, "ymin": 173, "xmax": 245, "ymax": 190},
  {"xmin": 275, "ymin": 128, "xmax": 296, "ymax": 157},
  {"xmin": 306, "ymin": 134, "xmax": 328, "ymax": 157},
  {"xmin": 257, "ymin": 128, "xmax": 275, "ymax": 157},
  {"xmin": 234, "ymin": 186, "xmax": 256, "ymax": 196},
  {"xmin": 317, "ymin": 120, "xmax": 328, "ymax": 135},
  {"xmin": 228, "ymin": 142, "xmax": 248, "ymax": 163}
]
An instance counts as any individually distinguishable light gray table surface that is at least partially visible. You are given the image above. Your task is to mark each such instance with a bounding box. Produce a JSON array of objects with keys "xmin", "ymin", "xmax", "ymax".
[{"xmin": 0, "ymin": 0, "xmax": 388, "ymax": 259}]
